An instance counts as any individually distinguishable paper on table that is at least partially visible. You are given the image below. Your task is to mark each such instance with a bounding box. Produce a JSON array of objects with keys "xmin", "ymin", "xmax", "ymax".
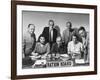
[
  {"xmin": 60, "ymin": 54, "xmax": 69, "ymax": 57},
  {"xmin": 75, "ymin": 59, "xmax": 85, "ymax": 64},
  {"xmin": 29, "ymin": 55, "xmax": 41, "ymax": 59},
  {"xmin": 34, "ymin": 60, "xmax": 47, "ymax": 65}
]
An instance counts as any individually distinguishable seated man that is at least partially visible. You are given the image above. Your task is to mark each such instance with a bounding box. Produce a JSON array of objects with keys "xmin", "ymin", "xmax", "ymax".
[
  {"xmin": 62, "ymin": 21, "xmax": 81, "ymax": 48},
  {"xmin": 67, "ymin": 34, "xmax": 83, "ymax": 59},
  {"xmin": 50, "ymin": 36, "xmax": 67, "ymax": 59}
]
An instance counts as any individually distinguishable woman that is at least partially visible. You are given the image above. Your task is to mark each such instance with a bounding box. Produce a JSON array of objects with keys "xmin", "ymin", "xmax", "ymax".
[{"xmin": 32, "ymin": 35, "xmax": 50, "ymax": 59}]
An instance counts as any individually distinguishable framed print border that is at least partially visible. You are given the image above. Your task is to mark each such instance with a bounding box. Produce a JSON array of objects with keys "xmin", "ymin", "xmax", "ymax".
[{"xmin": 11, "ymin": 0, "xmax": 97, "ymax": 80}]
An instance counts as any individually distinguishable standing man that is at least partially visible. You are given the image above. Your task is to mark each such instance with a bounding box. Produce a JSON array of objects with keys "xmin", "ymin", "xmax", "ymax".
[
  {"xmin": 22, "ymin": 24, "xmax": 36, "ymax": 66},
  {"xmin": 41, "ymin": 20, "xmax": 58, "ymax": 48},
  {"xmin": 62, "ymin": 21, "xmax": 80, "ymax": 50},
  {"xmin": 78, "ymin": 26, "xmax": 89, "ymax": 63}
]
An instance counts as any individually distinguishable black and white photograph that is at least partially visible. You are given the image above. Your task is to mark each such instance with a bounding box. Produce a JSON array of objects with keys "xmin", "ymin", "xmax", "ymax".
[
  {"xmin": 11, "ymin": 1, "xmax": 97, "ymax": 79},
  {"xmin": 22, "ymin": 11, "xmax": 90, "ymax": 69}
]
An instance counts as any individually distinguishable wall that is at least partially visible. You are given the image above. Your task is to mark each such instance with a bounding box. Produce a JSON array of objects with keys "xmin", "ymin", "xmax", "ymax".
[
  {"xmin": 23, "ymin": 11, "xmax": 89, "ymax": 40},
  {"xmin": 0, "ymin": 0, "xmax": 99, "ymax": 80}
]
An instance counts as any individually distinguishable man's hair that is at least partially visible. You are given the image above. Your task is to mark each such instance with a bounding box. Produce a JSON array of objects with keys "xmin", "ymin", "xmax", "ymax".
[
  {"xmin": 49, "ymin": 19, "xmax": 54, "ymax": 26},
  {"xmin": 78, "ymin": 26, "xmax": 86, "ymax": 32},
  {"xmin": 49, "ymin": 19, "xmax": 54, "ymax": 23},
  {"xmin": 66, "ymin": 21, "xmax": 72, "ymax": 27},
  {"xmin": 28, "ymin": 24, "xmax": 35, "ymax": 28}
]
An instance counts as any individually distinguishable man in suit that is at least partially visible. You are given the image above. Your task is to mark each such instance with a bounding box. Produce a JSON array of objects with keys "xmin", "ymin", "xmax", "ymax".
[{"xmin": 41, "ymin": 20, "xmax": 58, "ymax": 48}]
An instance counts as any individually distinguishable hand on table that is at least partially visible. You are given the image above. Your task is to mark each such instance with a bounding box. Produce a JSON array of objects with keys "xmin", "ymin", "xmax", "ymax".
[
  {"xmin": 41, "ymin": 54, "xmax": 47, "ymax": 59},
  {"xmin": 31, "ymin": 52, "xmax": 38, "ymax": 56},
  {"xmin": 30, "ymin": 52, "xmax": 41, "ymax": 60}
]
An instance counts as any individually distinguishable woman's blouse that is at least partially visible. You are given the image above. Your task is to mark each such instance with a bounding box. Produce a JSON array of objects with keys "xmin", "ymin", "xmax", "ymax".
[{"xmin": 34, "ymin": 42, "xmax": 50, "ymax": 55}]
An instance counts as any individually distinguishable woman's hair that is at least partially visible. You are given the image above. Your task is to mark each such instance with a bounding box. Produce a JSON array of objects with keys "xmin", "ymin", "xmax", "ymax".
[{"xmin": 38, "ymin": 34, "xmax": 46, "ymax": 43}]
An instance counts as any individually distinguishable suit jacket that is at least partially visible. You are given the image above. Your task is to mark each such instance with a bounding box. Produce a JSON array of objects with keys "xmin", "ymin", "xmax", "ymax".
[
  {"xmin": 51, "ymin": 43, "xmax": 66, "ymax": 54},
  {"xmin": 42, "ymin": 27, "xmax": 58, "ymax": 44},
  {"xmin": 62, "ymin": 28, "xmax": 81, "ymax": 46},
  {"xmin": 23, "ymin": 32, "xmax": 36, "ymax": 57}
]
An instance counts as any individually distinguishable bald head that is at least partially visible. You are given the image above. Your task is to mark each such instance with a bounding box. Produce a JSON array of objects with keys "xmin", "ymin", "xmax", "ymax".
[
  {"xmin": 56, "ymin": 36, "xmax": 62, "ymax": 45},
  {"xmin": 28, "ymin": 24, "xmax": 35, "ymax": 34}
]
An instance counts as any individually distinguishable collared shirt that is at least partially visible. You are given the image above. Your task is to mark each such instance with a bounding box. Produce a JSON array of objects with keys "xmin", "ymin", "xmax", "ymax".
[
  {"xmin": 68, "ymin": 41, "xmax": 83, "ymax": 54},
  {"xmin": 33, "ymin": 42, "xmax": 50, "ymax": 55},
  {"xmin": 49, "ymin": 27, "xmax": 53, "ymax": 42}
]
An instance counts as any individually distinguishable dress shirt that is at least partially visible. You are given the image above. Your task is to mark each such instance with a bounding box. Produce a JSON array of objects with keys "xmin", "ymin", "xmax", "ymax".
[{"xmin": 68, "ymin": 41, "xmax": 83, "ymax": 54}]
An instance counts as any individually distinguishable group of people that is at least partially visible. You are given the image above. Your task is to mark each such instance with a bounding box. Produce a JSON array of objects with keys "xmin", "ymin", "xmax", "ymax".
[{"xmin": 22, "ymin": 19, "xmax": 89, "ymax": 66}]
